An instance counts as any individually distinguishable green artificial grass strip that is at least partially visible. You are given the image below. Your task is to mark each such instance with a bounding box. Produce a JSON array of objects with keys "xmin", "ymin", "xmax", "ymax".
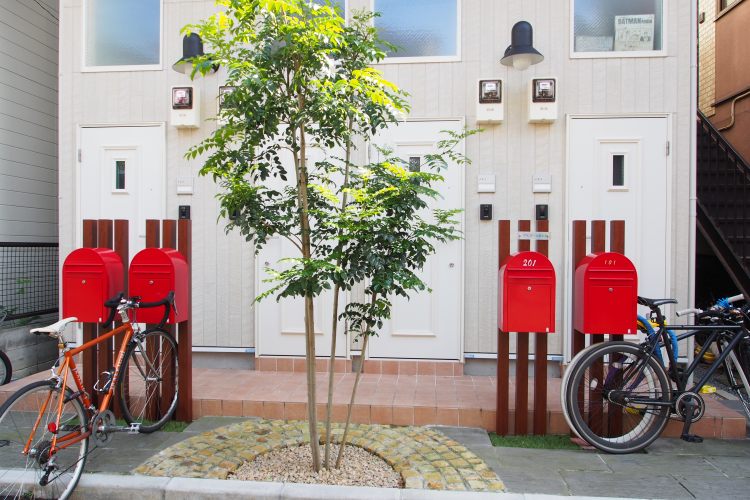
[
  {"xmin": 488, "ymin": 433, "xmax": 580, "ymax": 450},
  {"xmin": 114, "ymin": 418, "xmax": 188, "ymax": 432}
]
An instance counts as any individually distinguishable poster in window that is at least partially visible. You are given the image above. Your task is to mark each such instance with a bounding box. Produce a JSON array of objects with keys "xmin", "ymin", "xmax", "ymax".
[{"xmin": 614, "ymin": 14, "xmax": 655, "ymax": 51}]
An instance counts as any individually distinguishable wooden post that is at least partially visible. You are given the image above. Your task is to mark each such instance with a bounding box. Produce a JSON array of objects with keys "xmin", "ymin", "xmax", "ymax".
[
  {"xmin": 143, "ymin": 221, "xmax": 161, "ymax": 421},
  {"xmin": 97, "ymin": 220, "xmax": 114, "ymax": 394},
  {"xmin": 161, "ymin": 221, "xmax": 178, "ymax": 419},
  {"xmin": 496, "ymin": 220, "xmax": 511, "ymax": 435},
  {"xmin": 571, "ymin": 221, "xmax": 587, "ymax": 359},
  {"xmin": 515, "ymin": 221, "xmax": 531, "ymax": 435},
  {"xmin": 533, "ymin": 218, "xmax": 549, "ymax": 435},
  {"xmin": 112, "ymin": 220, "xmax": 129, "ymax": 419},
  {"xmin": 177, "ymin": 219, "xmax": 193, "ymax": 422},
  {"xmin": 82, "ymin": 220, "xmax": 98, "ymax": 404},
  {"xmin": 587, "ymin": 221, "xmax": 606, "ymax": 436},
  {"xmin": 608, "ymin": 220, "xmax": 626, "ymax": 437}
]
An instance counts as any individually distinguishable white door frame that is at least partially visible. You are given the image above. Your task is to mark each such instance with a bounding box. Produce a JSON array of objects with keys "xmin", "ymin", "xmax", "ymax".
[
  {"xmin": 364, "ymin": 117, "xmax": 466, "ymax": 361},
  {"xmin": 75, "ymin": 123, "xmax": 167, "ymax": 250},
  {"xmin": 563, "ymin": 113, "xmax": 673, "ymax": 363}
]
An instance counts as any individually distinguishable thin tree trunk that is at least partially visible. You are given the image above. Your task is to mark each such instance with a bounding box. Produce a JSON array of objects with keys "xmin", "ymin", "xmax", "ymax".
[
  {"xmin": 324, "ymin": 117, "xmax": 353, "ymax": 469},
  {"xmin": 335, "ymin": 292, "xmax": 377, "ymax": 469},
  {"xmin": 294, "ymin": 116, "xmax": 321, "ymax": 472}
]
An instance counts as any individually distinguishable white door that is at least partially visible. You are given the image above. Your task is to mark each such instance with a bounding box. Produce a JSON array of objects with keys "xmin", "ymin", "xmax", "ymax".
[
  {"xmin": 256, "ymin": 146, "xmax": 347, "ymax": 357},
  {"xmin": 567, "ymin": 116, "xmax": 670, "ymax": 319},
  {"xmin": 367, "ymin": 120, "xmax": 464, "ymax": 360},
  {"xmin": 79, "ymin": 126, "xmax": 165, "ymax": 255}
]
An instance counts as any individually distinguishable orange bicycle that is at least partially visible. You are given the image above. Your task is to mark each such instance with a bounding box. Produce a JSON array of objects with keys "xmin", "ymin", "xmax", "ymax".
[{"xmin": 0, "ymin": 293, "xmax": 179, "ymax": 499}]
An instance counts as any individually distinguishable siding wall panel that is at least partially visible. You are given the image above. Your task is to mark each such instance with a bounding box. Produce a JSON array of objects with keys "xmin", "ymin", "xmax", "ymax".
[{"xmin": 57, "ymin": 0, "xmax": 692, "ymax": 357}]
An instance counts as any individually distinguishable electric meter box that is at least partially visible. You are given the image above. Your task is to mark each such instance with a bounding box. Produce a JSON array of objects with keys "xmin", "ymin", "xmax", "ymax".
[
  {"xmin": 171, "ymin": 86, "xmax": 200, "ymax": 128},
  {"xmin": 528, "ymin": 77, "xmax": 558, "ymax": 123},
  {"xmin": 476, "ymin": 79, "xmax": 504, "ymax": 123}
]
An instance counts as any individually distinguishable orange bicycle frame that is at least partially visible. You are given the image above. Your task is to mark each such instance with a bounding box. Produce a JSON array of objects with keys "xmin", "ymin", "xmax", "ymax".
[{"xmin": 23, "ymin": 322, "xmax": 136, "ymax": 456}]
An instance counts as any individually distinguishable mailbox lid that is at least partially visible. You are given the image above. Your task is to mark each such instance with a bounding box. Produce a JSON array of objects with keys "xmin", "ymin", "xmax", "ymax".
[
  {"xmin": 498, "ymin": 251, "xmax": 556, "ymax": 333},
  {"xmin": 62, "ymin": 248, "xmax": 124, "ymax": 323},
  {"xmin": 129, "ymin": 248, "xmax": 188, "ymax": 323}
]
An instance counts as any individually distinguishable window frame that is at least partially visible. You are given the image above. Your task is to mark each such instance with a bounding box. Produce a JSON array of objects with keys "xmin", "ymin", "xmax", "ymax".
[
  {"xmin": 372, "ymin": 0, "xmax": 462, "ymax": 64},
  {"xmin": 569, "ymin": 0, "xmax": 668, "ymax": 59},
  {"xmin": 82, "ymin": 0, "xmax": 164, "ymax": 73}
]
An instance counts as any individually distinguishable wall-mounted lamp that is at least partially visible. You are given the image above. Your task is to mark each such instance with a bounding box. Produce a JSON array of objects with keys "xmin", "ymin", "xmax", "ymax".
[
  {"xmin": 173, "ymin": 33, "xmax": 219, "ymax": 74},
  {"xmin": 500, "ymin": 21, "xmax": 544, "ymax": 71}
]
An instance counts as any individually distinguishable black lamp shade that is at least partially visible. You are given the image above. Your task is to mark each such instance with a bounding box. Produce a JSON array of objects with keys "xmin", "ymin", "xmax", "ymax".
[
  {"xmin": 173, "ymin": 33, "xmax": 217, "ymax": 74},
  {"xmin": 500, "ymin": 21, "xmax": 544, "ymax": 70}
]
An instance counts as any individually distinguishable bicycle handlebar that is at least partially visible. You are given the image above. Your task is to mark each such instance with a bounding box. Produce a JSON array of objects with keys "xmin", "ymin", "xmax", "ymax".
[{"xmin": 102, "ymin": 291, "xmax": 175, "ymax": 326}]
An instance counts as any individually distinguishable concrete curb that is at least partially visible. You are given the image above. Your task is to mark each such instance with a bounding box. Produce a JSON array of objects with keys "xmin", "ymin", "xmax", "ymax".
[{"xmin": 70, "ymin": 473, "xmax": 640, "ymax": 500}]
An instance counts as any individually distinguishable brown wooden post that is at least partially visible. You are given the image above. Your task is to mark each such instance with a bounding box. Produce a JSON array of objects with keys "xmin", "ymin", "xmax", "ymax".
[
  {"xmin": 112, "ymin": 220, "xmax": 129, "ymax": 419},
  {"xmin": 588, "ymin": 221, "xmax": 606, "ymax": 436},
  {"xmin": 82, "ymin": 220, "xmax": 98, "ymax": 404},
  {"xmin": 177, "ymin": 219, "xmax": 193, "ymax": 422},
  {"xmin": 496, "ymin": 220, "xmax": 511, "ymax": 435},
  {"xmin": 142, "ymin": 221, "xmax": 161, "ymax": 420},
  {"xmin": 608, "ymin": 220, "xmax": 626, "ymax": 436},
  {"xmin": 161, "ymin": 220, "xmax": 178, "ymax": 419},
  {"xmin": 97, "ymin": 220, "xmax": 114, "ymax": 394},
  {"xmin": 533, "ymin": 219, "xmax": 549, "ymax": 435},
  {"xmin": 515, "ymin": 220, "xmax": 531, "ymax": 435},
  {"xmin": 571, "ymin": 220, "xmax": 589, "ymax": 423}
]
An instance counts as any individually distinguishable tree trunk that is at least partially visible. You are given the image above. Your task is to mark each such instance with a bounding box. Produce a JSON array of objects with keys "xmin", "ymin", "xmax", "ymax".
[
  {"xmin": 294, "ymin": 119, "xmax": 321, "ymax": 472},
  {"xmin": 324, "ymin": 117, "xmax": 353, "ymax": 469},
  {"xmin": 335, "ymin": 292, "xmax": 377, "ymax": 469}
]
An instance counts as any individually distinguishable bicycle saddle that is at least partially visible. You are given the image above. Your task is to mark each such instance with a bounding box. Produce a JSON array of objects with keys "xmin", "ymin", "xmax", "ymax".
[
  {"xmin": 30, "ymin": 317, "xmax": 78, "ymax": 336},
  {"xmin": 638, "ymin": 296, "xmax": 678, "ymax": 308}
]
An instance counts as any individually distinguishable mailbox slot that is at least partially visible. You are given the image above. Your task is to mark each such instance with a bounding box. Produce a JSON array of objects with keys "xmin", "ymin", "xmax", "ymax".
[
  {"xmin": 574, "ymin": 252, "xmax": 637, "ymax": 334},
  {"xmin": 498, "ymin": 251, "xmax": 556, "ymax": 333},
  {"xmin": 62, "ymin": 248, "xmax": 124, "ymax": 323},
  {"xmin": 129, "ymin": 248, "xmax": 189, "ymax": 324}
]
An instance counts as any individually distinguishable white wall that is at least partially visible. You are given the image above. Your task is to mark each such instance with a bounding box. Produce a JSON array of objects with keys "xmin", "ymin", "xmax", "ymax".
[
  {"xmin": 0, "ymin": 0, "xmax": 59, "ymax": 243},
  {"xmin": 58, "ymin": 0, "xmax": 693, "ymax": 356}
]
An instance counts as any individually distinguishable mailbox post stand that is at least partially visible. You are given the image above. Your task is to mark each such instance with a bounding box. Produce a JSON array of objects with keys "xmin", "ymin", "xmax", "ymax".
[
  {"xmin": 144, "ymin": 219, "xmax": 193, "ymax": 423},
  {"xmin": 496, "ymin": 219, "xmax": 554, "ymax": 436},
  {"xmin": 570, "ymin": 220, "xmax": 628, "ymax": 438}
]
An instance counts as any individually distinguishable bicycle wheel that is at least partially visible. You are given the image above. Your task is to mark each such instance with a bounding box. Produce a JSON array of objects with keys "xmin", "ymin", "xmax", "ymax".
[
  {"xmin": 118, "ymin": 328, "xmax": 178, "ymax": 433},
  {"xmin": 0, "ymin": 350, "xmax": 12, "ymax": 385},
  {"xmin": 565, "ymin": 341, "xmax": 671, "ymax": 453},
  {"xmin": 0, "ymin": 380, "xmax": 88, "ymax": 499},
  {"xmin": 724, "ymin": 342, "xmax": 750, "ymax": 420},
  {"xmin": 561, "ymin": 341, "xmax": 605, "ymax": 439}
]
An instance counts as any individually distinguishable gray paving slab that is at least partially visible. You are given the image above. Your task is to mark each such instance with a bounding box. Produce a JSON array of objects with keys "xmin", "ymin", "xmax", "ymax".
[
  {"xmin": 600, "ymin": 453, "xmax": 725, "ymax": 477},
  {"xmin": 473, "ymin": 447, "xmax": 611, "ymax": 473},
  {"xmin": 677, "ymin": 476, "xmax": 750, "ymax": 499},
  {"xmin": 645, "ymin": 437, "xmax": 750, "ymax": 457},
  {"xmin": 703, "ymin": 455, "xmax": 750, "ymax": 477},
  {"xmin": 491, "ymin": 468, "xmax": 569, "ymax": 496},
  {"xmin": 559, "ymin": 471, "xmax": 691, "ymax": 499},
  {"xmin": 431, "ymin": 425, "xmax": 493, "ymax": 448}
]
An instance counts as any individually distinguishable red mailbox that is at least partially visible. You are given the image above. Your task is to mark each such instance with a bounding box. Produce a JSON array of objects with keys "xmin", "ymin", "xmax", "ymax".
[
  {"xmin": 129, "ymin": 248, "xmax": 188, "ymax": 324},
  {"xmin": 574, "ymin": 252, "xmax": 637, "ymax": 334},
  {"xmin": 62, "ymin": 248, "xmax": 124, "ymax": 323},
  {"xmin": 498, "ymin": 251, "xmax": 556, "ymax": 333}
]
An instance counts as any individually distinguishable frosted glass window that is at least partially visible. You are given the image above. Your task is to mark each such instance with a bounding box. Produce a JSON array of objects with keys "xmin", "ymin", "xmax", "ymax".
[
  {"xmin": 85, "ymin": 0, "xmax": 161, "ymax": 67},
  {"xmin": 374, "ymin": 0, "xmax": 458, "ymax": 58},
  {"xmin": 573, "ymin": 0, "xmax": 663, "ymax": 53},
  {"xmin": 612, "ymin": 155, "xmax": 625, "ymax": 187},
  {"xmin": 115, "ymin": 160, "xmax": 126, "ymax": 190}
]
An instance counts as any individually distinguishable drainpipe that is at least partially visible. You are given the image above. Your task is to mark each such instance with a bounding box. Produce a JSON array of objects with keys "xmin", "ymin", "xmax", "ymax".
[{"xmin": 688, "ymin": 0, "xmax": 698, "ymax": 371}]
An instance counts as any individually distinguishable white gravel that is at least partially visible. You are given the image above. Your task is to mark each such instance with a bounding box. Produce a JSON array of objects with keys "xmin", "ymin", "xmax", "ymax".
[{"xmin": 230, "ymin": 444, "xmax": 404, "ymax": 488}]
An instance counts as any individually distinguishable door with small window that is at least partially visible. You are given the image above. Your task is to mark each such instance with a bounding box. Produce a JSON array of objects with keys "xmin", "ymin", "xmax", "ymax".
[
  {"xmin": 79, "ymin": 126, "xmax": 165, "ymax": 255},
  {"xmin": 567, "ymin": 116, "xmax": 670, "ymax": 315}
]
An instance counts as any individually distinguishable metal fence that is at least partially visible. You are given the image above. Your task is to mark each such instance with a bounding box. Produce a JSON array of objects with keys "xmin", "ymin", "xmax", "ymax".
[{"xmin": 0, "ymin": 243, "xmax": 58, "ymax": 322}]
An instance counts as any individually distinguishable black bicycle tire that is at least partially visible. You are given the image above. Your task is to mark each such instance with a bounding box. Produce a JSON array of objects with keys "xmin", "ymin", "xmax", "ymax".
[
  {"xmin": 0, "ymin": 350, "xmax": 12, "ymax": 385},
  {"xmin": 565, "ymin": 341, "xmax": 672, "ymax": 454},
  {"xmin": 118, "ymin": 328, "xmax": 179, "ymax": 433},
  {"xmin": 0, "ymin": 380, "xmax": 88, "ymax": 500},
  {"xmin": 725, "ymin": 342, "xmax": 750, "ymax": 420}
]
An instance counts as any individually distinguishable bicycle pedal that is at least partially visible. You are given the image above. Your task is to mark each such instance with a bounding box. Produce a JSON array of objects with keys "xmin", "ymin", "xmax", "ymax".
[
  {"xmin": 681, "ymin": 434, "xmax": 704, "ymax": 443},
  {"xmin": 127, "ymin": 422, "xmax": 141, "ymax": 434}
]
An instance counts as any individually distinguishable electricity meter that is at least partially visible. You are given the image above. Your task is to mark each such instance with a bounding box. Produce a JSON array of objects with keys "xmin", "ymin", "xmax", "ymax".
[
  {"xmin": 476, "ymin": 78, "xmax": 504, "ymax": 123},
  {"xmin": 528, "ymin": 78, "xmax": 557, "ymax": 123},
  {"xmin": 171, "ymin": 86, "xmax": 201, "ymax": 128}
]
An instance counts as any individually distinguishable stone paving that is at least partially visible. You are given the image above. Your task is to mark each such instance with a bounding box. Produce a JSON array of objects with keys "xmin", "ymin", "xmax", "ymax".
[{"xmin": 133, "ymin": 418, "xmax": 505, "ymax": 492}]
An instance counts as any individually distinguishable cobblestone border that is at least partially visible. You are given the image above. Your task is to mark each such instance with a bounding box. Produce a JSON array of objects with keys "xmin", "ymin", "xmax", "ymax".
[{"xmin": 134, "ymin": 419, "xmax": 505, "ymax": 492}]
